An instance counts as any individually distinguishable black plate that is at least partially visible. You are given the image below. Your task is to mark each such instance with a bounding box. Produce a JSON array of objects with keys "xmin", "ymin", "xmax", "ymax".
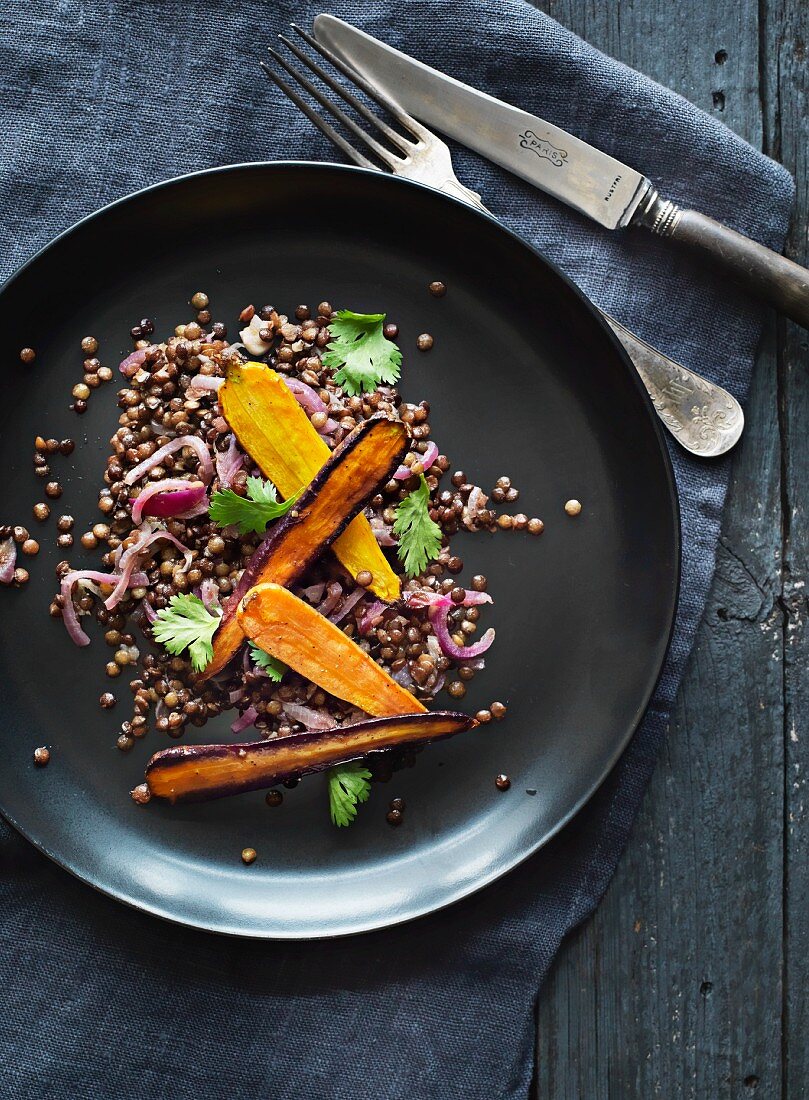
[{"xmin": 0, "ymin": 163, "xmax": 679, "ymax": 938}]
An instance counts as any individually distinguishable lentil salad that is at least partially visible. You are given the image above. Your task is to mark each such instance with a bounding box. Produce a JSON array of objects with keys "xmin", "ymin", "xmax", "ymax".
[{"xmin": 38, "ymin": 292, "xmax": 543, "ymax": 826}]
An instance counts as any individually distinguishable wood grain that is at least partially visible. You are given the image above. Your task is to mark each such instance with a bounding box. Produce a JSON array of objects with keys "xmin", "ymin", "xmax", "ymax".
[
  {"xmin": 763, "ymin": 2, "xmax": 809, "ymax": 1097},
  {"xmin": 526, "ymin": 0, "xmax": 802, "ymax": 1095}
]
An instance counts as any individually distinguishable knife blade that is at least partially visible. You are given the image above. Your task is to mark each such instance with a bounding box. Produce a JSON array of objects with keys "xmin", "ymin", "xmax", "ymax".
[{"xmin": 314, "ymin": 14, "xmax": 809, "ymax": 329}]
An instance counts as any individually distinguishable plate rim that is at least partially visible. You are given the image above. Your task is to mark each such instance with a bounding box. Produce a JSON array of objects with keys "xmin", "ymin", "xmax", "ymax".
[{"xmin": 0, "ymin": 160, "xmax": 681, "ymax": 938}]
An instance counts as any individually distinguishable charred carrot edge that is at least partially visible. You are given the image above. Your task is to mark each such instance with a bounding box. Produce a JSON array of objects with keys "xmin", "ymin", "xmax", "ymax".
[
  {"xmin": 200, "ymin": 415, "xmax": 408, "ymax": 679},
  {"xmin": 145, "ymin": 711, "xmax": 475, "ymax": 803},
  {"xmin": 238, "ymin": 582, "xmax": 427, "ymax": 717},
  {"xmin": 221, "ymin": 362, "xmax": 401, "ymax": 602}
]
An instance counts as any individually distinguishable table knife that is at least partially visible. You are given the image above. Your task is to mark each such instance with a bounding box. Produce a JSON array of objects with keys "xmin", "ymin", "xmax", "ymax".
[{"xmin": 314, "ymin": 14, "xmax": 809, "ymax": 329}]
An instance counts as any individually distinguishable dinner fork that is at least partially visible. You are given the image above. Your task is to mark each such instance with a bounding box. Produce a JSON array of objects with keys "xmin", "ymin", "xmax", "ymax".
[{"xmin": 259, "ymin": 24, "xmax": 744, "ymax": 459}]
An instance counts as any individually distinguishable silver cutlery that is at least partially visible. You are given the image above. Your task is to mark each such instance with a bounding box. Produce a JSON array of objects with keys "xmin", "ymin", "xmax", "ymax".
[
  {"xmin": 314, "ymin": 15, "xmax": 809, "ymax": 331},
  {"xmin": 260, "ymin": 24, "xmax": 744, "ymax": 458}
]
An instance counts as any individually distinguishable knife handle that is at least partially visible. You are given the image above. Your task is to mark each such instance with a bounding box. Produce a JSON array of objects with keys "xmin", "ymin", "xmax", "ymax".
[{"xmin": 639, "ymin": 197, "xmax": 809, "ymax": 328}]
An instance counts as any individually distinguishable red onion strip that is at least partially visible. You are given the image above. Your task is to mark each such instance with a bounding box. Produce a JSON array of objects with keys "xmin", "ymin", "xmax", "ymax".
[
  {"xmin": 61, "ymin": 570, "xmax": 149, "ymax": 647},
  {"xmin": 359, "ymin": 599, "xmax": 387, "ymax": 635},
  {"xmin": 131, "ymin": 479, "xmax": 206, "ymax": 525},
  {"xmin": 215, "ymin": 434, "xmax": 243, "ymax": 489},
  {"xmin": 231, "ymin": 705, "xmax": 259, "ymax": 735},
  {"xmin": 299, "ymin": 581, "xmax": 326, "ymax": 604},
  {"xmin": 282, "ymin": 377, "xmax": 339, "ymax": 433},
  {"xmin": 329, "ymin": 586, "xmax": 366, "ymax": 625},
  {"xmin": 119, "ymin": 345, "xmax": 157, "ymax": 377},
  {"xmin": 124, "ymin": 435, "xmax": 214, "ymax": 487},
  {"xmin": 0, "ymin": 538, "xmax": 16, "ymax": 585},
  {"xmin": 198, "ymin": 578, "xmax": 221, "ymax": 615},
  {"xmin": 405, "ymin": 588, "xmax": 492, "ymax": 610},
  {"xmin": 282, "ymin": 702, "xmax": 335, "ymax": 730},
  {"xmin": 187, "ymin": 374, "xmax": 223, "ymax": 393},
  {"xmin": 428, "ymin": 604, "xmax": 495, "ymax": 660},
  {"xmin": 317, "ymin": 581, "xmax": 343, "ymax": 618},
  {"xmin": 105, "ymin": 530, "xmax": 193, "ymax": 610},
  {"xmin": 393, "ymin": 441, "xmax": 439, "ymax": 481}
]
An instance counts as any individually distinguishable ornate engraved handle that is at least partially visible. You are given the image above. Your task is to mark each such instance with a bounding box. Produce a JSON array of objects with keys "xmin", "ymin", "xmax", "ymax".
[{"xmin": 602, "ymin": 314, "xmax": 744, "ymax": 457}]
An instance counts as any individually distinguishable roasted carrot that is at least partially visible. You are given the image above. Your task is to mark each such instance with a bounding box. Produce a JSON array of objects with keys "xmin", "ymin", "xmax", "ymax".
[
  {"xmin": 145, "ymin": 712, "xmax": 474, "ymax": 803},
  {"xmin": 238, "ymin": 582, "xmax": 427, "ymax": 717},
  {"xmin": 220, "ymin": 362, "xmax": 401, "ymax": 603},
  {"xmin": 200, "ymin": 415, "xmax": 408, "ymax": 679}
]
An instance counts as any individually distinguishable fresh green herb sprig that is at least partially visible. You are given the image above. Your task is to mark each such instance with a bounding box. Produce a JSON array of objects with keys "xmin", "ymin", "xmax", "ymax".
[
  {"xmin": 393, "ymin": 474, "xmax": 443, "ymax": 578},
  {"xmin": 152, "ymin": 593, "xmax": 221, "ymax": 673},
  {"xmin": 248, "ymin": 641, "xmax": 287, "ymax": 683},
  {"xmin": 322, "ymin": 310, "xmax": 402, "ymax": 396},
  {"xmin": 209, "ymin": 476, "xmax": 299, "ymax": 536},
  {"xmin": 328, "ymin": 763, "xmax": 372, "ymax": 827}
]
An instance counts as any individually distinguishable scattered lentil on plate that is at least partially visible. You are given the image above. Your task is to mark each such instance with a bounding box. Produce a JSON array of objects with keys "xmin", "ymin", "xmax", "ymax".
[
  {"xmin": 33, "ymin": 746, "xmax": 50, "ymax": 767},
  {"xmin": 241, "ymin": 847, "xmax": 257, "ymax": 865}
]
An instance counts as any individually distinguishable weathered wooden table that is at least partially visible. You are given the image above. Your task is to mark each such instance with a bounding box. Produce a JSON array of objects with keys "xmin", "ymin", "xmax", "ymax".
[{"xmin": 530, "ymin": 2, "xmax": 807, "ymax": 1096}]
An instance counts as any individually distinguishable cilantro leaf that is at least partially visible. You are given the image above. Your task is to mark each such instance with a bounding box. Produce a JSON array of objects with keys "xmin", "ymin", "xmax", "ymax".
[
  {"xmin": 152, "ymin": 593, "xmax": 221, "ymax": 673},
  {"xmin": 328, "ymin": 762, "xmax": 373, "ymax": 827},
  {"xmin": 322, "ymin": 310, "xmax": 402, "ymax": 396},
  {"xmin": 209, "ymin": 476, "xmax": 299, "ymax": 535},
  {"xmin": 392, "ymin": 474, "xmax": 442, "ymax": 578},
  {"xmin": 248, "ymin": 641, "xmax": 287, "ymax": 682}
]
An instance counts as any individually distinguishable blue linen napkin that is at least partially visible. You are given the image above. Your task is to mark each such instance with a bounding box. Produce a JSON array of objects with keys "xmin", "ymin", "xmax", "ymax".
[{"xmin": 0, "ymin": 0, "xmax": 794, "ymax": 1096}]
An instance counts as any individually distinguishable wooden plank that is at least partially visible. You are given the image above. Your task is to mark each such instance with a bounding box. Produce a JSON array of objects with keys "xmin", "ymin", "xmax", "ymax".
[
  {"xmin": 529, "ymin": 1, "xmax": 787, "ymax": 1095},
  {"xmin": 761, "ymin": 2, "xmax": 809, "ymax": 1096}
]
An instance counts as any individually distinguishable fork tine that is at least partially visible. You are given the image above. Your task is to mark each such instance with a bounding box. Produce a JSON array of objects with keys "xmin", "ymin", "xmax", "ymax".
[
  {"xmin": 266, "ymin": 44, "xmax": 401, "ymax": 170},
  {"xmin": 289, "ymin": 22, "xmax": 432, "ymax": 144},
  {"xmin": 258, "ymin": 61, "xmax": 376, "ymax": 171},
  {"xmin": 278, "ymin": 31, "xmax": 416, "ymax": 157}
]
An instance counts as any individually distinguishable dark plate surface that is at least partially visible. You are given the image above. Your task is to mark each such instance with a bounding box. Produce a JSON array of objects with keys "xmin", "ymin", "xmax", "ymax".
[{"xmin": 0, "ymin": 163, "xmax": 679, "ymax": 938}]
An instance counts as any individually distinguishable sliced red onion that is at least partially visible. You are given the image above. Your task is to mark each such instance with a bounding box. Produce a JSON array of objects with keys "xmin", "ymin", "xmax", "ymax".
[
  {"xmin": 131, "ymin": 479, "xmax": 206, "ymax": 525},
  {"xmin": 215, "ymin": 434, "xmax": 243, "ymax": 489},
  {"xmin": 462, "ymin": 485, "xmax": 489, "ymax": 527},
  {"xmin": 404, "ymin": 588, "xmax": 493, "ymax": 610},
  {"xmin": 119, "ymin": 345, "xmax": 158, "ymax": 377},
  {"xmin": 105, "ymin": 529, "xmax": 193, "ymax": 610},
  {"xmin": 240, "ymin": 314, "xmax": 272, "ymax": 357},
  {"xmin": 187, "ymin": 374, "xmax": 224, "ymax": 395},
  {"xmin": 282, "ymin": 377, "xmax": 339, "ymax": 433},
  {"xmin": 393, "ymin": 441, "xmax": 440, "ymax": 480},
  {"xmin": 429, "ymin": 604, "xmax": 495, "ymax": 660},
  {"xmin": 317, "ymin": 580, "xmax": 343, "ymax": 618},
  {"xmin": 392, "ymin": 664, "xmax": 416, "ymax": 689},
  {"xmin": 175, "ymin": 497, "xmax": 210, "ymax": 520},
  {"xmin": 150, "ymin": 419, "xmax": 176, "ymax": 438},
  {"xmin": 0, "ymin": 538, "xmax": 16, "ymax": 585},
  {"xmin": 329, "ymin": 586, "xmax": 366, "ymax": 625},
  {"xmin": 61, "ymin": 569, "xmax": 149, "ymax": 646},
  {"xmin": 231, "ymin": 705, "xmax": 259, "ymax": 735},
  {"xmin": 425, "ymin": 634, "xmax": 443, "ymax": 663},
  {"xmin": 199, "ymin": 578, "xmax": 221, "ymax": 615},
  {"xmin": 228, "ymin": 687, "xmax": 246, "ymax": 706},
  {"xmin": 282, "ymin": 702, "xmax": 335, "ymax": 730},
  {"xmin": 124, "ymin": 435, "xmax": 214, "ymax": 487},
  {"xmin": 140, "ymin": 599, "xmax": 158, "ymax": 625},
  {"xmin": 299, "ymin": 581, "xmax": 326, "ymax": 604},
  {"xmin": 369, "ymin": 514, "xmax": 397, "ymax": 547},
  {"xmin": 359, "ymin": 598, "xmax": 387, "ymax": 635}
]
